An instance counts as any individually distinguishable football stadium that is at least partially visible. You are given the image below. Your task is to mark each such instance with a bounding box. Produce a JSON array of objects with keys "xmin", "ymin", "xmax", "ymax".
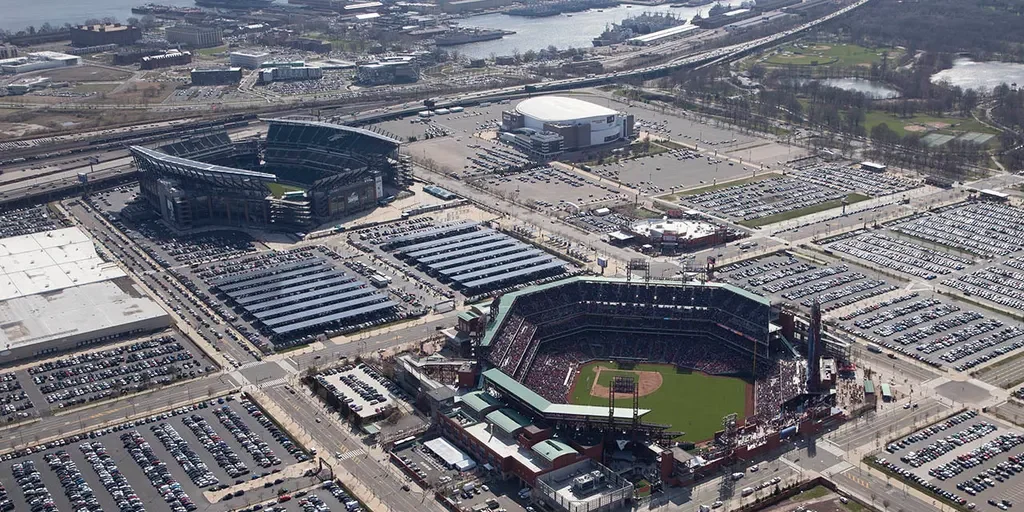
[
  {"xmin": 429, "ymin": 274, "xmax": 843, "ymax": 501},
  {"xmin": 129, "ymin": 118, "xmax": 405, "ymax": 231}
]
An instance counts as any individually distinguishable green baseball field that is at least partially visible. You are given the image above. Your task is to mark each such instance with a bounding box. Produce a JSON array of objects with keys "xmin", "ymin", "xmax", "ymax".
[{"xmin": 569, "ymin": 361, "xmax": 751, "ymax": 442}]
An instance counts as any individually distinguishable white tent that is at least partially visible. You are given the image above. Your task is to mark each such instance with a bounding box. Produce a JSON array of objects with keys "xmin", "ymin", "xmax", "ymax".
[{"xmin": 424, "ymin": 437, "xmax": 477, "ymax": 472}]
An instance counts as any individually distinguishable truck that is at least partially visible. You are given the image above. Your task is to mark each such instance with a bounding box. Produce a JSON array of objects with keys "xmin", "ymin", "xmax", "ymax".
[
  {"xmin": 867, "ymin": 344, "xmax": 883, "ymax": 354},
  {"xmin": 741, "ymin": 487, "xmax": 754, "ymax": 496}
]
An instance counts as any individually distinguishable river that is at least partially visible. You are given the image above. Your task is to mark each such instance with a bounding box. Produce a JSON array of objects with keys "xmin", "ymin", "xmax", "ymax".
[
  {"xmin": 452, "ymin": 3, "xmax": 703, "ymax": 59},
  {"xmin": 931, "ymin": 58, "xmax": 1024, "ymax": 91},
  {"xmin": 0, "ymin": 0, "xmax": 273, "ymax": 32}
]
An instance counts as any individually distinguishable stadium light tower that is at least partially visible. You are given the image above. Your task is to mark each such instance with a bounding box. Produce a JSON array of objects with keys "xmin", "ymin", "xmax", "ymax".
[{"xmin": 806, "ymin": 297, "xmax": 823, "ymax": 393}]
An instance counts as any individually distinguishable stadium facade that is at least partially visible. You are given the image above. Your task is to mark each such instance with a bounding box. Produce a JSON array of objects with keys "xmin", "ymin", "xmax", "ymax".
[
  {"xmin": 501, "ymin": 96, "xmax": 635, "ymax": 157},
  {"xmin": 130, "ymin": 118, "xmax": 404, "ymax": 231}
]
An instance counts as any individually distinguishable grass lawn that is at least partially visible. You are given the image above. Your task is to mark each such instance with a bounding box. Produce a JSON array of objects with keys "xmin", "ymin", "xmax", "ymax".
[
  {"xmin": 197, "ymin": 45, "xmax": 229, "ymax": 57},
  {"xmin": 266, "ymin": 182, "xmax": 305, "ymax": 198},
  {"xmin": 570, "ymin": 361, "xmax": 748, "ymax": 442},
  {"xmin": 669, "ymin": 173, "xmax": 781, "ymax": 199},
  {"xmin": 765, "ymin": 43, "xmax": 894, "ymax": 67},
  {"xmin": 863, "ymin": 111, "xmax": 995, "ymax": 138},
  {"xmin": 611, "ymin": 204, "xmax": 663, "ymax": 219},
  {"xmin": 790, "ymin": 485, "xmax": 831, "ymax": 503},
  {"xmin": 738, "ymin": 193, "xmax": 870, "ymax": 228}
]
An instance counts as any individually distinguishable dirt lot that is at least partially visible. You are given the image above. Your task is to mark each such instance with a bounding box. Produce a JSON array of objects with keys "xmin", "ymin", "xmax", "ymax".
[{"xmin": 38, "ymin": 65, "xmax": 132, "ymax": 82}]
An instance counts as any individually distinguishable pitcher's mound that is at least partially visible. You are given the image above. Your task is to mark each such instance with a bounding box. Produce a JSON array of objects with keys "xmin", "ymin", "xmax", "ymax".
[{"xmin": 589, "ymin": 365, "xmax": 663, "ymax": 398}]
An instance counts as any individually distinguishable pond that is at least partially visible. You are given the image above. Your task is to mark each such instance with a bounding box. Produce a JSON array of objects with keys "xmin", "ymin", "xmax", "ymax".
[
  {"xmin": 931, "ymin": 58, "xmax": 1024, "ymax": 91},
  {"xmin": 809, "ymin": 78, "xmax": 900, "ymax": 99}
]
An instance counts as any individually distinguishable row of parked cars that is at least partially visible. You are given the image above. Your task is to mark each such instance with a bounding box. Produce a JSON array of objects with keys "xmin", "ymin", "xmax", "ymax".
[
  {"xmin": 184, "ymin": 413, "xmax": 250, "ymax": 478},
  {"xmin": 44, "ymin": 450, "xmax": 100, "ymax": 512},
  {"xmin": 152, "ymin": 422, "xmax": 219, "ymax": 488},
  {"xmin": 11, "ymin": 460, "xmax": 55, "ymax": 512},
  {"xmin": 120, "ymin": 429, "xmax": 199, "ymax": 512},
  {"xmin": 214, "ymin": 405, "xmax": 282, "ymax": 468},
  {"xmin": 240, "ymin": 398, "xmax": 309, "ymax": 463},
  {"xmin": 79, "ymin": 441, "xmax": 145, "ymax": 512},
  {"xmin": 887, "ymin": 410, "xmax": 978, "ymax": 453}
]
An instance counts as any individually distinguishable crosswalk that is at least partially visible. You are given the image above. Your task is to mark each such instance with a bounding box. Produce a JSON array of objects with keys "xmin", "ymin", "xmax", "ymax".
[
  {"xmin": 336, "ymin": 450, "xmax": 365, "ymax": 461},
  {"xmin": 237, "ymin": 360, "xmax": 267, "ymax": 371},
  {"xmin": 842, "ymin": 471, "xmax": 872, "ymax": 489},
  {"xmin": 258, "ymin": 377, "xmax": 288, "ymax": 389}
]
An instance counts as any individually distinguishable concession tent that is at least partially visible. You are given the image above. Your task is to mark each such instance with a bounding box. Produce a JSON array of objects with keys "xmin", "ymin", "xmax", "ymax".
[{"xmin": 424, "ymin": 437, "xmax": 477, "ymax": 471}]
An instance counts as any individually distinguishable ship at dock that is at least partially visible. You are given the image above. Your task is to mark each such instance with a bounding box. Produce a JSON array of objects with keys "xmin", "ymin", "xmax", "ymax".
[
  {"xmin": 505, "ymin": 0, "xmax": 617, "ymax": 17},
  {"xmin": 593, "ymin": 11, "xmax": 684, "ymax": 46},
  {"xmin": 434, "ymin": 29, "xmax": 513, "ymax": 46},
  {"xmin": 194, "ymin": 0, "xmax": 274, "ymax": 9},
  {"xmin": 132, "ymin": 3, "xmax": 204, "ymax": 14}
]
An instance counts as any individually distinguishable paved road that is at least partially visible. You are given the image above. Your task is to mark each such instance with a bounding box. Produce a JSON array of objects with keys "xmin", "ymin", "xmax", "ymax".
[
  {"xmin": 0, "ymin": 373, "xmax": 237, "ymax": 452},
  {"xmin": 262, "ymin": 384, "xmax": 442, "ymax": 512},
  {"xmin": 829, "ymin": 397, "xmax": 950, "ymax": 453},
  {"xmin": 833, "ymin": 465, "xmax": 938, "ymax": 512},
  {"xmin": 856, "ymin": 346, "xmax": 942, "ymax": 383}
]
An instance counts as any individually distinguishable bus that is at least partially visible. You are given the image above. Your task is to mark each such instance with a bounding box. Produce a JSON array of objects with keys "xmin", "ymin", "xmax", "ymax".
[
  {"xmin": 866, "ymin": 344, "xmax": 883, "ymax": 354},
  {"xmin": 392, "ymin": 435, "xmax": 417, "ymax": 451}
]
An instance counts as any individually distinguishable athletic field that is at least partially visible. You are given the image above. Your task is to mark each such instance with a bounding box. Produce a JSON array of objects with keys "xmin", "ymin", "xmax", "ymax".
[{"xmin": 569, "ymin": 361, "xmax": 750, "ymax": 442}]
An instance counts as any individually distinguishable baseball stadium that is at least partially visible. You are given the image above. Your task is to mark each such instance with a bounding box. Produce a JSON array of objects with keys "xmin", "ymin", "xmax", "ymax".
[
  {"xmin": 477, "ymin": 275, "xmax": 809, "ymax": 441},
  {"xmin": 427, "ymin": 275, "xmax": 842, "ymax": 510}
]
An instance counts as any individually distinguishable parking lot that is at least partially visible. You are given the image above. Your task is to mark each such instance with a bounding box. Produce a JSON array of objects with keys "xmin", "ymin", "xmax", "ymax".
[
  {"xmin": 0, "ymin": 205, "xmax": 63, "ymax": 237},
  {"xmin": 314, "ymin": 362, "xmax": 409, "ymax": 420},
  {"xmin": 0, "ymin": 393, "xmax": 312, "ymax": 512},
  {"xmin": 720, "ymin": 252, "xmax": 1023, "ymax": 369},
  {"xmin": 0, "ymin": 332, "xmax": 214, "ymax": 421},
  {"xmin": 824, "ymin": 230, "xmax": 974, "ymax": 280},
  {"xmin": 480, "ymin": 165, "xmax": 625, "ymax": 211},
  {"xmin": 67, "ymin": 192, "xmax": 263, "ymax": 367},
  {"xmin": 873, "ymin": 410, "xmax": 1024, "ymax": 510}
]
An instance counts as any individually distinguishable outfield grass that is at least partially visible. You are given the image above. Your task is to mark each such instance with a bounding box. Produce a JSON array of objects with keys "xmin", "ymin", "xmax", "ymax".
[
  {"xmin": 266, "ymin": 183, "xmax": 305, "ymax": 198},
  {"xmin": 570, "ymin": 362, "xmax": 748, "ymax": 442},
  {"xmin": 738, "ymin": 193, "xmax": 870, "ymax": 228}
]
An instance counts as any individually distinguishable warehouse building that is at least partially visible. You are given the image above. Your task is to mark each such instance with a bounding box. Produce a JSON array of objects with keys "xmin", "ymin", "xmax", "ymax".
[
  {"xmin": 71, "ymin": 24, "xmax": 142, "ymax": 47},
  {"xmin": 191, "ymin": 67, "xmax": 243, "ymax": 86},
  {"xmin": 0, "ymin": 51, "xmax": 80, "ymax": 75},
  {"xmin": 356, "ymin": 58, "xmax": 420, "ymax": 85},
  {"xmin": 258, "ymin": 65, "xmax": 324, "ymax": 83},
  {"xmin": 141, "ymin": 50, "xmax": 193, "ymax": 70},
  {"xmin": 230, "ymin": 51, "xmax": 269, "ymax": 69},
  {"xmin": 165, "ymin": 25, "xmax": 223, "ymax": 48},
  {"xmin": 0, "ymin": 227, "xmax": 171, "ymax": 364}
]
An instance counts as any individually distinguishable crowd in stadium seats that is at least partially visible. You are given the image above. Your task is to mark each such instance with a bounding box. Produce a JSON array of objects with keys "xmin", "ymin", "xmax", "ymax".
[
  {"xmin": 752, "ymin": 357, "xmax": 804, "ymax": 425},
  {"xmin": 522, "ymin": 332, "xmax": 759, "ymax": 403}
]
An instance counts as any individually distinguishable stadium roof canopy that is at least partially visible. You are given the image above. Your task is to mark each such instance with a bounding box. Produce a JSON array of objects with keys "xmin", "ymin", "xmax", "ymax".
[
  {"xmin": 531, "ymin": 439, "xmax": 577, "ymax": 462},
  {"xmin": 483, "ymin": 368, "xmax": 648, "ymax": 420},
  {"xmin": 130, "ymin": 145, "xmax": 277, "ymax": 191},
  {"xmin": 515, "ymin": 96, "xmax": 618, "ymax": 123},
  {"xmin": 486, "ymin": 408, "xmax": 532, "ymax": 435},
  {"xmin": 263, "ymin": 117, "xmax": 401, "ymax": 146},
  {"xmin": 460, "ymin": 390, "xmax": 502, "ymax": 413},
  {"xmin": 480, "ymin": 276, "xmax": 771, "ymax": 348}
]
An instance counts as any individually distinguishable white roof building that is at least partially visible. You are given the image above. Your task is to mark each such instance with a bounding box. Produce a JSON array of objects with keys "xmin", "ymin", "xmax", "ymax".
[{"xmin": 515, "ymin": 96, "xmax": 619, "ymax": 123}]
